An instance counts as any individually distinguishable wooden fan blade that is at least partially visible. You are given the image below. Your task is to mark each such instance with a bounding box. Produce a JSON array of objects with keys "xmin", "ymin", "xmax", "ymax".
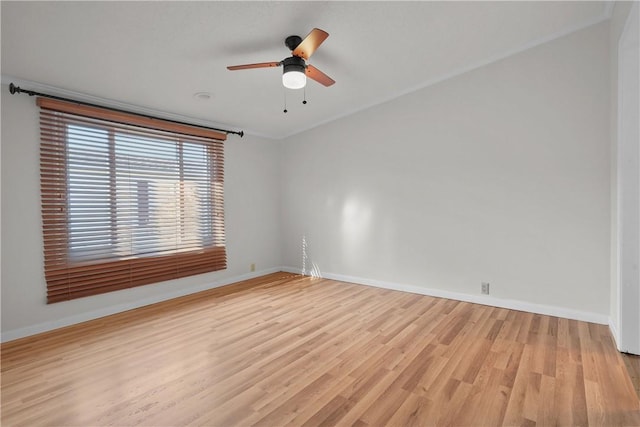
[
  {"xmin": 306, "ymin": 65, "xmax": 335, "ymax": 87},
  {"xmin": 227, "ymin": 62, "xmax": 280, "ymax": 71},
  {"xmin": 292, "ymin": 28, "xmax": 329, "ymax": 60}
]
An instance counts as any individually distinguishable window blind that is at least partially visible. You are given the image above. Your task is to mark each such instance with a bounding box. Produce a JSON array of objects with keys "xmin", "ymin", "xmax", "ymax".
[{"xmin": 39, "ymin": 98, "xmax": 227, "ymax": 303}]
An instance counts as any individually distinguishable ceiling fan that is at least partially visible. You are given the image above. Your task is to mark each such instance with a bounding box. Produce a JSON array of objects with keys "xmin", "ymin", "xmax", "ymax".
[{"xmin": 227, "ymin": 28, "xmax": 335, "ymax": 89}]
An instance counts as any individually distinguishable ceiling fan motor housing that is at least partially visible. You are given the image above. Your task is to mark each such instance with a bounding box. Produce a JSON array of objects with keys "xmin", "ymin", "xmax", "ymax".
[{"xmin": 282, "ymin": 56, "xmax": 306, "ymax": 74}]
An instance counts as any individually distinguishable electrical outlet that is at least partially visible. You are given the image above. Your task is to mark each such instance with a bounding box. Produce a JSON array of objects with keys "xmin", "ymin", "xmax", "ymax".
[
  {"xmin": 250, "ymin": 263, "xmax": 256, "ymax": 272},
  {"xmin": 481, "ymin": 282, "xmax": 490, "ymax": 295}
]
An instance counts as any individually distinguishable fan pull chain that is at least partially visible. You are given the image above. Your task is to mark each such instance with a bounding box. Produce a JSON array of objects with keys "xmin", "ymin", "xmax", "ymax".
[
  {"xmin": 283, "ymin": 88, "xmax": 288, "ymax": 114},
  {"xmin": 303, "ymin": 86, "xmax": 307, "ymax": 105}
]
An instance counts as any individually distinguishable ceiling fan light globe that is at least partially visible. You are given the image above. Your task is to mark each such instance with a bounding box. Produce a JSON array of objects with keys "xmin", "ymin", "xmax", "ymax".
[{"xmin": 282, "ymin": 70, "xmax": 306, "ymax": 89}]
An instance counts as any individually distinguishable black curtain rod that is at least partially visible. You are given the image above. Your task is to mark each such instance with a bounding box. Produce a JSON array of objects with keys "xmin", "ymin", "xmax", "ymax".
[{"xmin": 8, "ymin": 83, "xmax": 244, "ymax": 138}]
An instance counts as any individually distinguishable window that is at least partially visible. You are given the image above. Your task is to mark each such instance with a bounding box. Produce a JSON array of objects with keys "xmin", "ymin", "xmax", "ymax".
[{"xmin": 39, "ymin": 98, "xmax": 227, "ymax": 303}]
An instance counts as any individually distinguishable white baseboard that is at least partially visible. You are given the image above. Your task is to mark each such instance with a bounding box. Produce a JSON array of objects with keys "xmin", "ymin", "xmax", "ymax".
[
  {"xmin": 1, "ymin": 267, "xmax": 282, "ymax": 343},
  {"xmin": 282, "ymin": 266, "xmax": 609, "ymax": 325},
  {"xmin": 609, "ymin": 318, "xmax": 621, "ymax": 350},
  {"xmin": 3, "ymin": 266, "xmax": 610, "ymax": 343}
]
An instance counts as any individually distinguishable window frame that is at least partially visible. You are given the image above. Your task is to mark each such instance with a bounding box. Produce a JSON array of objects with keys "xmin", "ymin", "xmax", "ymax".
[{"xmin": 38, "ymin": 97, "xmax": 227, "ymax": 303}]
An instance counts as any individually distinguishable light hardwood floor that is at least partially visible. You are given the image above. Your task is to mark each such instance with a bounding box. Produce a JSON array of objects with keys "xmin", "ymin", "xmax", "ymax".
[
  {"xmin": 623, "ymin": 353, "xmax": 640, "ymax": 400},
  {"xmin": 2, "ymin": 273, "xmax": 639, "ymax": 426}
]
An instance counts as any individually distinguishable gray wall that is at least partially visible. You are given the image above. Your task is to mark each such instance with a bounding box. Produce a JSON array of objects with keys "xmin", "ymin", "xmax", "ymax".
[{"xmin": 280, "ymin": 22, "xmax": 611, "ymax": 319}]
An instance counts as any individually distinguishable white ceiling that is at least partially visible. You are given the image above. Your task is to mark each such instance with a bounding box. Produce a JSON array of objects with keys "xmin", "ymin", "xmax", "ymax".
[{"xmin": 1, "ymin": 1, "xmax": 609, "ymax": 140}]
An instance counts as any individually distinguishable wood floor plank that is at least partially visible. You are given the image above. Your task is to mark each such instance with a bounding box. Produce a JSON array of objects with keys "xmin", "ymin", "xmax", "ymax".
[
  {"xmin": 2, "ymin": 272, "xmax": 639, "ymax": 426},
  {"xmin": 622, "ymin": 353, "xmax": 640, "ymax": 399}
]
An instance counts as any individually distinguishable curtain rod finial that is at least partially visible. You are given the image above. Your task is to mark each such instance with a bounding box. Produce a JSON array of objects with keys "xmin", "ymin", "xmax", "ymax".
[{"xmin": 9, "ymin": 83, "xmax": 19, "ymax": 94}]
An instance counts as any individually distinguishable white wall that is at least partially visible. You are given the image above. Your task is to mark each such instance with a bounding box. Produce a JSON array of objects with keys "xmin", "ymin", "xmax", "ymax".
[
  {"xmin": 281, "ymin": 22, "xmax": 611, "ymax": 321},
  {"xmin": 608, "ymin": 0, "xmax": 634, "ymax": 347},
  {"xmin": 1, "ymin": 87, "xmax": 282, "ymax": 340}
]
